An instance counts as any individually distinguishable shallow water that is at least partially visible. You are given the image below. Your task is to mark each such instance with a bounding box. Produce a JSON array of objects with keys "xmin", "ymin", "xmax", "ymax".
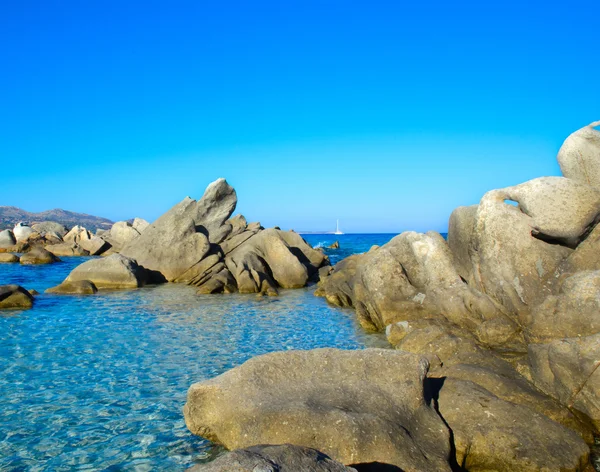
[{"xmin": 0, "ymin": 239, "xmax": 389, "ymax": 471}]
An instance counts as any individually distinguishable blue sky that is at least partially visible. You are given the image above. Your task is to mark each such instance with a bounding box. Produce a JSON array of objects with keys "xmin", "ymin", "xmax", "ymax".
[{"xmin": 1, "ymin": 1, "xmax": 598, "ymax": 233}]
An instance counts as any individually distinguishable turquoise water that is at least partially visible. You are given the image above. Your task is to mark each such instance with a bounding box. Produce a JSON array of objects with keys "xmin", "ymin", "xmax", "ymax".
[{"xmin": 0, "ymin": 235, "xmax": 391, "ymax": 471}]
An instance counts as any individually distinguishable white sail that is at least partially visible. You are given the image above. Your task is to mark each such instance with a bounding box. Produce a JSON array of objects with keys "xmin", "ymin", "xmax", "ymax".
[{"xmin": 334, "ymin": 219, "xmax": 343, "ymax": 235}]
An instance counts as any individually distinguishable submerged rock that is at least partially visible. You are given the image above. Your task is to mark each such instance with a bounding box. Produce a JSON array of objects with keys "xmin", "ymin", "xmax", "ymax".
[
  {"xmin": 188, "ymin": 444, "xmax": 356, "ymax": 472},
  {"xmin": 184, "ymin": 348, "xmax": 452, "ymax": 471},
  {"xmin": 46, "ymin": 280, "xmax": 98, "ymax": 295},
  {"xmin": 558, "ymin": 120, "xmax": 600, "ymax": 189},
  {"xmin": 63, "ymin": 254, "xmax": 146, "ymax": 289},
  {"xmin": 0, "ymin": 285, "xmax": 34, "ymax": 309}
]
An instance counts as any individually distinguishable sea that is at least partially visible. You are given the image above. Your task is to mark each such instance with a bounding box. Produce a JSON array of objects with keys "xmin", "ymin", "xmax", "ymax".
[{"xmin": 0, "ymin": 234, "xmax": 394, "ymax": 471}]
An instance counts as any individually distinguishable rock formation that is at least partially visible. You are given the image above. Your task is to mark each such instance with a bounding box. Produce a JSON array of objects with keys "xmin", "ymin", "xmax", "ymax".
[
  {"xmin": 19, "ymin": 247, "xmax": 59, "ymax": 265},
  {"xmin": 114, "ymin": 178, "xmax": 326, "ymax": 293},
  {"xmin": 307, "ymin": 122, "xmax": 600, "ymax": 470},
  {"xmin": 58, "ymin": 254, "xmax": 147, "ymax": 289}
]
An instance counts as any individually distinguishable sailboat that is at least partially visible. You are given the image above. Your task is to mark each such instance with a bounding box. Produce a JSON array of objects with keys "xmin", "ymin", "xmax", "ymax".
[{"xmin": 334, "ymin": 219, "xmax": 344, "ymax": 235}]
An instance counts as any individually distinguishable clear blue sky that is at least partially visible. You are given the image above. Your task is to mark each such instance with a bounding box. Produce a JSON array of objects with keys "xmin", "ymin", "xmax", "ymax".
[{"xmin": 1, "ymin": 1, "xmax": 598, "ymax": 233}]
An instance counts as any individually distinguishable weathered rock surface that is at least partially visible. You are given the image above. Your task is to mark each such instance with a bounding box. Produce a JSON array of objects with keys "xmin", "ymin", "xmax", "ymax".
[
  {"xmin": 0, "ymin": 229, "xmax": 16, "ymax": 248},
  {"xmin": 188, "ymin": 445, "xmax": 356, "ymax": 472},
  {"xmin": 522, "ymin": 271, "xmax": 600, "ymax": 343},
  {"xmin": 529, "ymin": 333, "xmax": 600, "ymax": 431},
  {"xmin": 0, "ymin": 253, "xmax": 19, "ymax": 263},
  {"xmin": 64, "ymin": 225, "xmax": 108, "ymax": 255},
  {"xmin": 447, "ymin": 205, "xmax": 477, "ymax": 284},
  {"xmin": 120, "ymin": 179, "xmax": 236, "ymax": 282},
  {"xmin": 0, "ymin": 285, "xmax": 34, "ymax": 309},
  {"xmin": 46, "ymin": 243, "xmax": 89, "ymax": 257},
  {"xmin": 317, "ymin": 231, "xmax": 520, "ymax": 351},
  {"xmin": 436, "ymin": 377, "xmax": 591, "ymax": 472},
  {"xmin": 62, "ymin": 254, "xmax": 146, "ymax": 289},
  {"xmin": 184, "ymin": 348, "xmax": 452, "ymax": 471},
  {"xmin": 20, "ymin": 247, "xmax": 59, "ymax": 265},
  {"xmin": 558, "ymin": 120, "xmax": 600, "ymax": 189},
  {"xmin": 46, "ymin": 280, "xmax": 98, "ymax": 295},
  {"xmin": 31, "ymin": 221, "xmax": 68, "ymax": 237}
]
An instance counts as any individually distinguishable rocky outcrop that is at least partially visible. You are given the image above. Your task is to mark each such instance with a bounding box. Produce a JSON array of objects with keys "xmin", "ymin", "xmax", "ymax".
[
  {"xmin": 316, "ymin": 231, "xmax": 520, "ymax": 351},
  {"xmin": 20, "ymin": 247, "xmax": 59, "ymax": 265},
  {"xmin": 558, "ymin": 120, "xmax": 600, "ymax": 189},
  {"xmin": 60, "ymin": 254, "xmax": 146, "ymax": 289},
  {"xmin": 46, "ymin": 280, "xmax": 98, "ymax": 295},
  {"xmin": 0, "ymin": 229, "xmax": 16, "ymax": 248},
  {"xmin": 115, "ymin": 178, "xmax": 328, "ymax": 293},
  {"xmin": 188, "ymin": 445, "xmax": 356, "ymax": 472},
  {"xmin": 309, "ymin": 123, "xmax": 600, "ymax": 470},
  {"xmin": 185, "ymin": 348, "xmax": 452, "ymax": 471},
  {"xmin": 0, "ymin": 285, "xmax": 34, "ymax": 309}
]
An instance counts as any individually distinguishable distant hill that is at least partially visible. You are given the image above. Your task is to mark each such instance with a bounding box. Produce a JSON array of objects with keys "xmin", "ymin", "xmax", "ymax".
[{"xmin": 0, "ymin": 206, "xmax": 114, "ymax": 232}]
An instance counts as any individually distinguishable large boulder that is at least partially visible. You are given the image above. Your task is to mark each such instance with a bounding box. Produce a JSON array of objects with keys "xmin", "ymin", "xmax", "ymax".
[
  {"xmin": 121, "ymin": 179, "xmax": 236, "ymax": 282},
  {"xmin": 62, "ymin": 254, "xmax": 146, "ymax": 289},
  {"xmin": 20, "ymin": 247, "xmax": 59, "ymax": 265},
  {"xmin": 436, "ymin": 377, "xmax": 591, "ymax": 472},
  {"xmin": 46, "ymin": 280, "xmax": 98, "ymax": 295},
  {"xmin": 225, "ymin": 229, "xmax": 324, "ymax": 290},
  {"xmin": 184, "ymin": 348, "xmax": 452, "ymax": 471},
  {"xmin": 0, "ymin": 253, "xmax": 19, "ymax": 263},
  {"xmin": 188, "ymin": 445, "xmax": 356, "ymax": 472},
  {"xmin": 132, "ymin": 217, "xmax": 149, "ymax": 233},
  {"xmin": 0, "ymin": 229, "xmax": 16, "ymax": 248},
  {"xmin": 13, "ymin": 223, "xmax": 34, "ymax": 243},
  {"xmin": 557, "ymin": 121, "xmax": 600, "ymax": 189},
  {"xmin": 0, "ymin": 285, "xmax": 34, "ymax": 309},
  {"xmin": 31, "ymin": 221, "xmax": 68, "ymax": 237},
  {"xmin": 46, "ymin": 243, "xmax": 89, "ymax": 257}
]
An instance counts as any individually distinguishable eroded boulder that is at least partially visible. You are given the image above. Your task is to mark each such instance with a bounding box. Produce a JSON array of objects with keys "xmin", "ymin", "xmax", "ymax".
[
  {"xmin": 121, "ymin": 179, "xmax": 236, "ymax": 282},
  {"xmin": 63, "ymin": 254, "xmax": 146, "ymax": 289},
  {"xmin": 184, "ymin": 348, "xmax": 451, "ymax": 471},
  {"xmin": 20, "ymin": 247, "xmax": 59, "ymax": 265},
  {"xmin": 0, "ymin": 253, "xmax": 19, "ymax": 263},
  {"xmin": 13, "ymin": 223, "xmax": 34, "ymax": 243},
  {"xmin": 31, "ymin": 221, "xmax": 68, "ymax": 237}
]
